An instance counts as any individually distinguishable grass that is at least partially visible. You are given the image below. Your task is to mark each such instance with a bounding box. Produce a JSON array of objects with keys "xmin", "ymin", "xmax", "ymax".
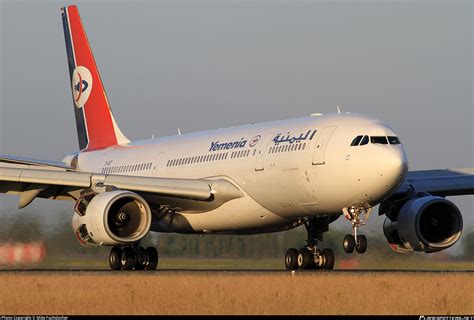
[{"xmin": 0, "ymin": 271, "xmax": 472, "ymax": 315}]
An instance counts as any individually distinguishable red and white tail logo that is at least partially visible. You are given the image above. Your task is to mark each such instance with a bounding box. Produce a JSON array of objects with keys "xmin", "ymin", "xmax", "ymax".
[{"xmin": 62, "ymin": 5, "xmax": 129, "ymax": 151}]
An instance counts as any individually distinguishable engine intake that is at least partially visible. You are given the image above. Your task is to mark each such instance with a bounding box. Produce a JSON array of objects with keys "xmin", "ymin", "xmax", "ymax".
[
  {"xmin": 383, "ymin": 196, "xmax": 463, "ymax": 253},
  {"xmin": 72, "ymin": 190, "xmax": 152, "ymax": 246}
]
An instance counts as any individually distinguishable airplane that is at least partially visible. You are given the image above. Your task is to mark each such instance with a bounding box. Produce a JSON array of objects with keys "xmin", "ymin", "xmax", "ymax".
[{"xmin": 0, "ymin": 5, "xmax": 472, "ymax": 271}]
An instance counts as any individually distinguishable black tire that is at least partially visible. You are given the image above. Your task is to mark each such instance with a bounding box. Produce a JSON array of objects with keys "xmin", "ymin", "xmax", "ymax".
[
  {"xmin": 343, "ymin": 234, "xmax": 355, "ymax": 253},
  {"xmin": 285, "ymin": 248, "xmax": 299, "ymax": 271},
  {"xmin": 321, "ymin": 248, "xmax": 335, "ymax": 270},
  {"xmin": 145, "ymin": 247, "xmax": 158, "ymax": 270},
  {"xmin": 135, "ymin": 247, "xmax": 146, "ymax": 270},
  {"xmin": 121, "ymin": 247, "xmax": 136, "ymax": 270},
  {"xmin": 297, "ymin": 248, "xmax": 315, "ymax": 269},
  {"xmin": 356, "ymin": 235, "xmax": 368, "ymax": 254},
  {"xmin": 109, "ymin": 246, "xmax": 122, "ymax": 270}
]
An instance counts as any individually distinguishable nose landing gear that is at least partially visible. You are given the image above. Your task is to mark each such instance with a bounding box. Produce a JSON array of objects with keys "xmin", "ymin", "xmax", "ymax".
[
  {"xmin": 342, "ymin": 206, "xmax": 371, "ymax": 254},
  {"xmin": 285, "ymin": 217, "xmax": 335, "ymax": 271}
]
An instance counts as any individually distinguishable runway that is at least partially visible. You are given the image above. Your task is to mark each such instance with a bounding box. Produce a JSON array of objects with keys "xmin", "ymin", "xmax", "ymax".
[
  {"xmin": 0, "ymin": 269, "xmax": 472, "ymax": 315},
  {"xmin": 1, "ymin": 268, "xmax": 474, "ymax": 273}
]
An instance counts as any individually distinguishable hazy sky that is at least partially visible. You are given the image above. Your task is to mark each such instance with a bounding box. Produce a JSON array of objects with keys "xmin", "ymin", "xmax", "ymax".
[{"xmin": 0, "ymin": 0, "xmax": 472, "ymax": 252}]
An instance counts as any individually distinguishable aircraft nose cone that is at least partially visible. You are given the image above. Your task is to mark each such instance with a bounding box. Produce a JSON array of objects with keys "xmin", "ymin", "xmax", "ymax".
[{"xmin": 381, "ymin": 146, "xmax": 409, "ymax": 192}]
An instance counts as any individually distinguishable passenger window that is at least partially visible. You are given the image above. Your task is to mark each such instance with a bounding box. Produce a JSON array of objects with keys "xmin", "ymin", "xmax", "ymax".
[
  {"xmin": 388, "ymin": 136, "xmax": 400, "ymax": 145},
  {"xmin": 360, "ymin": 135, "xmax": 369, "ymax": 146},
  {"xmin": 351, "ymin": 135, "xmax": 363, "ymax": 146},
  {"xmin": 371, "ymin": 136, "xmax": 388, "ymax": 144}
]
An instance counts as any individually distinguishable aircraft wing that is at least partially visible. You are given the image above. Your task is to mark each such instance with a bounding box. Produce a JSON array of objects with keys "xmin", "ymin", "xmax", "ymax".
[
  {"xmin": 396, "ymin": 168, "xmax": 474, "ymax": 197},
  {"xmin": 0, "ymin": 154, "xmax": 73, "ymax": 170},
  {"xmin": 0, "ymin": 165, "xmax": 243, "ymax": 209}
]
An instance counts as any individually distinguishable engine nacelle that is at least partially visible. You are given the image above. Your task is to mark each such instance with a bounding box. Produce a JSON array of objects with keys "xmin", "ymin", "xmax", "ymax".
[
  {"xmin": 72, "ymin": 190, "xmax": 152, "ymax": 246},
  {"xmin": 383, "ymin": 196, "xmax": 463, "ymax": 253}
]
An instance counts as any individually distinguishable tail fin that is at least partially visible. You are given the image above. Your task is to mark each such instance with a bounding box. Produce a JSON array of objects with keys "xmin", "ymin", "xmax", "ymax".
[{"xmin": 61, "ymin": 5, "xmax": 129, "ymax": 151}]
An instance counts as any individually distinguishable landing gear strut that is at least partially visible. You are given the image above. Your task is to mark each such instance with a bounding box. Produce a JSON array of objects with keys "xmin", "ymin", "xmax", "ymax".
[
  {"xmin": 285, "ymin": 217, "xmax": 334, "ymax": 271},
  {"xmin": 109, "ymin": 245, "xmax": 159, "ymax": 270},
  {"xmin": 342, "ymin": 206, "xmax": 371, "ymax": 254}
]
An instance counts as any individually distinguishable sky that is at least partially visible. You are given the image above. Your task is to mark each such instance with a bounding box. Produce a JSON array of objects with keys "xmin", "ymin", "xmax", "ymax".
[{"xmin": 0, "ymin": 0, "xmax": 472, "ymax": 253}]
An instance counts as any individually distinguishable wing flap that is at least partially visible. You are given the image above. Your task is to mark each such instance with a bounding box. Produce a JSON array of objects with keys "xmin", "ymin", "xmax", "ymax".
[{"xmin": 104, "ymin": 175, "xmax": 212, "ymax": 201}]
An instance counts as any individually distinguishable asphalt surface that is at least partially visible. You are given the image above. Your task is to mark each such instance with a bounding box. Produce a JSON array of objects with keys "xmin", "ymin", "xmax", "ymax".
[{"xmin": 1, "ymin": 268, "xmax": 473, "ymax": 273}]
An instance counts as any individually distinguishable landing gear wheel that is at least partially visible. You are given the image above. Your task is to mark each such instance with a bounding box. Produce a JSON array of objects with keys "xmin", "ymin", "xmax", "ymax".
[
  {"xmin": 297, "ymin": 248, "xmax": 315, "ymax": 270},
  {"xmin": 109, "ymin": 246, "xmax": 122, "ymax": 270},
  {"xmin": 121, "ymin": 247, "xmax": 136, "ymax": 270},
  {"xmin": 285, "ymin": 248, "xmax": 299, "ymax": 271},
  {"xmin": 356, "ymin": 235, "xmax": 367, "ymax": 254},
  {"xmin": 343, "ymin": 234, "xmax": 355, "ymax": 253},
  {"xmin": 145, "ymin": 247, "xmax": 158, "ymax": 270},
  {"xmin": 134, "ymin": 247, "xmax": 146, "ymax": 270},
  {"xmin": 321, "ymin": 248, "xmax": 334, "ymax": 270}
]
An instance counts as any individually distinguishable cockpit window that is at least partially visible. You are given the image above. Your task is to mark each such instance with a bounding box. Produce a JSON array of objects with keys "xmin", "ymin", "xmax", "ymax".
[
  {"xmin": 388, "ymin": 136, "xmax": 400, "ymax": 145},
  {"xmin": 360, "ymin": 135, "xmax": 369, "ymax": 146},
  {"xmin": 350, "ymin": 135, "xmax": 363, "ymax": 146},
  {"xmin": 370, "ymin": 136, "xmax": 388, "ymax": 144}
]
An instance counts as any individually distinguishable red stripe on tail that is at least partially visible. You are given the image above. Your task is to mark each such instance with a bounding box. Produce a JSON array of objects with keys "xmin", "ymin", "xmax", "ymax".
[{"xmin": 67, "ymin": 6, "xmax": 118, "ymax": 151}]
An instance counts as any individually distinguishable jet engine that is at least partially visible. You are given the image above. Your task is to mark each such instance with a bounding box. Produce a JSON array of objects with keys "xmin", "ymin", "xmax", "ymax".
[
  {"xmin": 72, "ymin": 190, "xmax": 152, "ymax": 246},
  {"xmin": 382, "ymin": 196, "xmax": 463, "ymax": 253}
]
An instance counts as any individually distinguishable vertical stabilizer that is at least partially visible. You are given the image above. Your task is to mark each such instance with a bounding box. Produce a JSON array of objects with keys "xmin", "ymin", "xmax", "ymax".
[{"xmin": 61, "ymin": 5, "xmax": 129, "ymax": 151}]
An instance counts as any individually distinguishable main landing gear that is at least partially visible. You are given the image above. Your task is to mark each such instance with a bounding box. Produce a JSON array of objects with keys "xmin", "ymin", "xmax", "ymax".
[
  {"xmin": 109, "ymin": 244, "xmax": 158, "ymax": 271},
  {"xmin": 285, "ymin": 217, "xmax": 334, "ymax": 271},
  {"xmin": 342, "ymin": 206, "xmax": 371, "ymax": 254}
]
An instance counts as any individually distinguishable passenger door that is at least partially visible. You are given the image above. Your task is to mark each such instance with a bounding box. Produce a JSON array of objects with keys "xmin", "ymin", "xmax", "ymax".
[
  {"xmin": 255, "ymin": 133, "xmax": 274, "ymax": 171},
  {"xmin": 312, "ymin": 126, "xmax": 337, "ymax": 165}
]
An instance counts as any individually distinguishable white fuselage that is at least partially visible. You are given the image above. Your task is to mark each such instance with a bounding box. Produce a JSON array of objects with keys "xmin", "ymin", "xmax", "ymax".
[{"xmin": 72, "ymin": 113, "xmax": 408, "ymax": 234}]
